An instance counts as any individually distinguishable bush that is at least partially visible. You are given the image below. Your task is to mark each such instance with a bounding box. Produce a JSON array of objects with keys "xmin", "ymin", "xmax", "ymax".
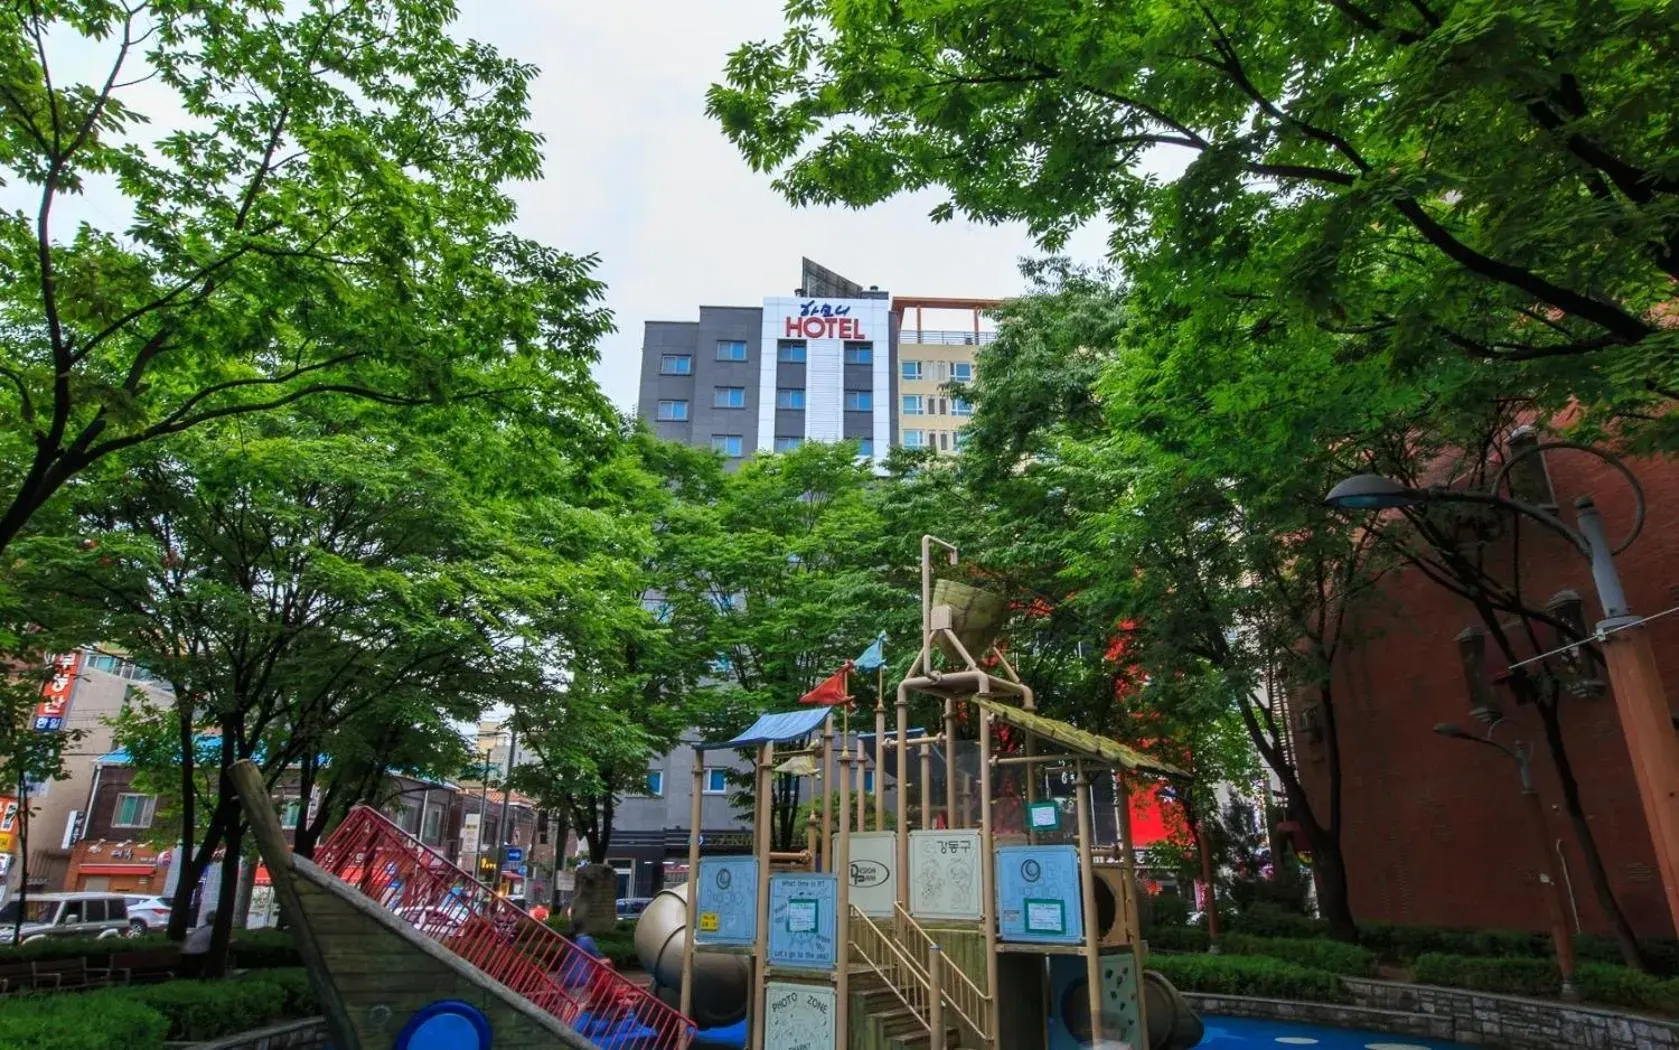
[
  {"xmin": 1413, "ymin": 953, "xmax": 1560, "ymax": 997},
  {"xmin": 1150, "ymin": 952, "xmax": 1349, "ymax": 1003},
  {"xmin": 1222, "ymin": 902, "xmax": 1330, "ymax": 940},
  {"xmin": 1148, "ymin": 893, "xmax": 1192, "ymax": 931},
  {"xmin": 119, "ymin": 978, "xmax": 287, "ymax": 1041},
  {"xmin": 1360, "ymin": 923, "xmax": 1546, "ymax": 963},
  {"xmin": 1576, "ymin": 934, "xmax": 1679, "ymax": 979},
  {"xmin": 0, "ymin": 989, "xmax": 169, "ymax": 1050},
  {"xmin": 238, "ymin": 967, "xmax": 318, "ymax": 1016},
  {"xmin": 0, "ymin": 933, "xmax": 173, "ymax": 962},
  {"xmin": 1575, "ymin": 962, "xmax": 1679, "ymax": 1014},
  {"xmin": 228, "ymin": 928, "xmax": 301, "ymax": 969},
  {"xmin": 1148, "ymin": 926, "xmax": 1211, "ymax": 953},
  {"xmin": 544, "ymin": 917, "xmax": 641, "ymax": 969},
  {"xmin": 1219, "ymin": 933, "xmax": 1379, "ymax": 978}
]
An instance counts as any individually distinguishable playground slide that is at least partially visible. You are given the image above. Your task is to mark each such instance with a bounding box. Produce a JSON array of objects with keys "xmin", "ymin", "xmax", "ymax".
[
  {"xmin": 634, "ymin": 885, "xmax": 753, "ymax": 1030},
  {"xmin": 1144, "ymin": 969, "xmax": 1207, "ymax": 1050}
]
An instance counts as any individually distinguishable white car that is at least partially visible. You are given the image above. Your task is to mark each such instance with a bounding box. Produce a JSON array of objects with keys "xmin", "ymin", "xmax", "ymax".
[
  {"xmin": 124, "ymin": 895, "xmax": 172, "ymax": 935},
  {"xmin": 394, "ymin": 902, "xmax": 471, "ymax": 937}
]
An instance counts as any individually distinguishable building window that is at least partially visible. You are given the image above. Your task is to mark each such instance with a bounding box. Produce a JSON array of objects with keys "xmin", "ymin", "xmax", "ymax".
[
  {"xmin": 660, "ymin": 354, "xmax": 693, "ymax": 376},
  {"xmin": 952, "ymin": 398, "xmax": 973, "ymax": 417},
  {"xmin": 904, "ymin": 430, "xmax": 925, "ymax": 449},
  {"xmin": 857, "ymin": 438, "xmax": 874, "ymax": 457},
  {"xmin": 952, "ymin": 362, "xmax": 973, "ymax": 382},
  {"xmin": 902, "ymin": 395, "xmax": 925, "ymax": 415},
  {"xmin": 113, "ymin": 793, "xmax": 155, "ymax": 829},
  {"xmin": 863, "ymin": 771, "xmax": 876, "ymax": 793},
  {"xmin": 844, "ymin": 390, "xmax": 872, "ymax": 412},
  {"xmin": 902, "ymin": 360, "xmax": 922, "ymax": 381},
  {"xmin": 712, "ymin": 434, "xmax": 744, "ymax": 458},
  {"xmin": 714, "ymin": 386, "xmax": 747, "ymax": 409},
  {"xmin": 954, "ymin": 431, "xmax": 970, "ymax": 451},
  {"xmin": 776, "ymin": 388, "xmax": 806, "ymax": 410},
  {"xmin": 717, "ymin": 340, "xmax": 748, "ymax": 361},
  {"xmin": 705, "ymin": 769, "xmax": 729, "ymax": 794},
  {"xmin": 777, "ymin": 341, "xmax": 807, "ymax": 363},
  {"xmin": 844, "ymin": 343, "xmax": 873, "ymax": 365},
  {"xmin": 646, "ymin": 771, "xmax": 665, "ymax": 797},
  {"xmin": 278, "ymin": 798, "xmax": 302, "ymax": 830},
  {"xmin": 774, "ymin": 436, "xmax": 803, "ymax": 453},
  {"xmin": 656, "ymin": 400, "xmax": 689, "ymax": 422},
  {"xmin": 939, "ymin": 431, "xmax": 951, "ymax": 451},
  {"xmin": 421, "ymin": 803, "xmax": 443, "ymax": 845}
]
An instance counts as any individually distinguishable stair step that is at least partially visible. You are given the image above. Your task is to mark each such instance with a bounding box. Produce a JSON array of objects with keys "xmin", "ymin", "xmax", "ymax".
[{"xmin": 889, "ymin": 1027, "xmax": 963, "ymax": 1050}]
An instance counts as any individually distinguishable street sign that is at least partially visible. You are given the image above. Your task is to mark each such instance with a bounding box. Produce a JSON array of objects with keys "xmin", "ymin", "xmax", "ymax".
[
  {"xmin": 517, "ymin": 864, "xmax": 528, "ymax": 877},
  {"xmin": 504, "ymin": 847, "xmax": 523, "ymax": 863}
]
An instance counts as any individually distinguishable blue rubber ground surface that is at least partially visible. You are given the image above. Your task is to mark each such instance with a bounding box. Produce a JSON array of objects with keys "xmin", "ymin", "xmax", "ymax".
[{"xmin": 1201, "ymin": 1014, "xmax": 1472, "ymax": 1049}]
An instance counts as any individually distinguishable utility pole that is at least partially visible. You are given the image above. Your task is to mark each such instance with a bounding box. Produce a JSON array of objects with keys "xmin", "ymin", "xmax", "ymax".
[{"xmin": 495, "ymin": 721, "xmax": 518, "ymax": 895}]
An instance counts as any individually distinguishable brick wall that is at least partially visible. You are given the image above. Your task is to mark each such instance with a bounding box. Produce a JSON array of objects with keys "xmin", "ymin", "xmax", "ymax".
[{"xmin": 1297, "ymin": 447, "xmax": 1679, "ymax": 938}]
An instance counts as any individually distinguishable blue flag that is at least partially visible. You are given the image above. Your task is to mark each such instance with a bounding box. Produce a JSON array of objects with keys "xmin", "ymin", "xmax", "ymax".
[{"xmin": 854, "ymin": 632, "xmax": 887, "ymax": 672}]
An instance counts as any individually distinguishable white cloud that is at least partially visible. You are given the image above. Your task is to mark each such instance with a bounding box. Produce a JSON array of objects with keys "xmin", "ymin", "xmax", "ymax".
[{"xmin": 456, "ymin": 0, "xmax": 1120, "ymax": 411}]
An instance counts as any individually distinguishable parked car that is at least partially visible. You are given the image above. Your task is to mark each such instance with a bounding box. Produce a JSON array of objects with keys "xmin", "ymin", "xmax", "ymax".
[
  {"xmin": 123, "ymin": 895, "xmax": 172, "ymax": 935},
  {"xmin": 0, "ymin": 892, "xmax": 130, "ymax": 944},
  {"xmin": 615, "ymin": 897, "xmax": 653, "ymax": 922}
]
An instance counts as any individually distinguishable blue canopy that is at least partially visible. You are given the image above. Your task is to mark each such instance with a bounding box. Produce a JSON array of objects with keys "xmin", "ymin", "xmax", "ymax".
[{"xmin": 695, "ymin": 708, "xmax": 833, "ymax": 752}]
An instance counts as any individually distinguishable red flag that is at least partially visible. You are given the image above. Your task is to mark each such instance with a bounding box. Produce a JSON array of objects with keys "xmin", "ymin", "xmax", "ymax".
[{"xmin": 799, "ymin": 662, "xmax": 853, "ymax": 706}]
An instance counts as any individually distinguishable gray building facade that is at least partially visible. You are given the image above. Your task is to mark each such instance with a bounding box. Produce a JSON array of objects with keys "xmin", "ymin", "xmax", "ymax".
[{"xmin": 635, "ymin": 260, "xmax": 899, "ymax": 464}]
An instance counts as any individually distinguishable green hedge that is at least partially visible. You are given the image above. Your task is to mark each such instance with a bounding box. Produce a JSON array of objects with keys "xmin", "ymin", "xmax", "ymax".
[
  {"xmin": 1147, "ymin": 926, "xmax": 1211, "ymax": 953},
  {"xmin": 1149, "ymin": 952, "xmax": 1349, "ymax": 1003},
  {"xmin": 0, "ymin": 988, "xmax": 169, "ymax": 1050},
  {"xmin": 1576, "ymin": 962, "xmax": 1679, "ymax": 1014},
  {"xmin": 1219, "ymin": 933, "xmax": 1379, "ymax": 977},
  {"xmin": 1413, "ymin": 952, "xmax": 1559, "ymax": 997},
  {"xmin": 0, "ymin": 927, "xmax": 299, "ymax": 969},
  {"xmin": 543, "ymin": 918, "xmax": 641, "ymax": 969},
  {"xmin": 236, "ymin": 967, "xmax": 317, "ymax": 1016},
  {"xmin": 118, "ymin": 979, "xmax": 287, "ymax": 1042},
  {"xmin": 1220, "ymin": 903, "xmax": 1331, "ymax": 940}
]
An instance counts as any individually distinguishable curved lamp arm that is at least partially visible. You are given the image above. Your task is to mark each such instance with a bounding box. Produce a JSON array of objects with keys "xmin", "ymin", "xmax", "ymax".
[
  {"xmin": 1420, "ymin": 487, "xmax": 1592, "ymax": 561},
  {"xmin": 1488, "ymin": 440, "xmax": 1646, "ymax": 554}
]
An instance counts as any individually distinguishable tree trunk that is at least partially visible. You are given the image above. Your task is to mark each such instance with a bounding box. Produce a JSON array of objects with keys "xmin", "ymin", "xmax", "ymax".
[
  {"xmin": 1195, "ymin": 815, "xmax": 1222, "ymax": 944},
  {"xmin": 166, "ymin": 696, "xmax": 200, "ymax": 940},
  {"xmin": 1305, "ymin": 820, "xmax": 1358, "ymax": 943},
  {"xmin": 166, "ymin": 806, "xmax": 229, "ymax": 940},
  {"xmin": 232, "ymin": 849, "xmax": 258, "ymax": 930},
  {"xmin": 205, "ymin": 817, "xmax": 243, "ymax": 978},
  {"xmin": 1538, "ymin": 701, "xmax": 1647, "ymax": 970}
]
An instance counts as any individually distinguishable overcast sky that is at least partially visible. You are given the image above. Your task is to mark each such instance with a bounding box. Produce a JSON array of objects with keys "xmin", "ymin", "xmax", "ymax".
[{"xmin": 455, "ymin": 1, "xmax": 1114, "ymax": 411}]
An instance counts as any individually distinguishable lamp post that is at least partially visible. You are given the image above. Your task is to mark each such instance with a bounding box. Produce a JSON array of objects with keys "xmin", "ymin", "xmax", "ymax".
[
  {"xmin": 1435, "ymin": 721, "xmax": 1577, "ymax": 999},
  {"xmin": 1327, "ymin": 440, "xmax": 1679, "ymax": 937}
]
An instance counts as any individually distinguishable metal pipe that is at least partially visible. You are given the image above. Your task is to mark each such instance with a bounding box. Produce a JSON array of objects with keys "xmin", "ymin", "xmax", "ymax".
[
  {"xmin": 876, "ymin": 664, "xmax": 887, "ymax": 831},
  {"xmin": 978, "ymin": 708, "xmax": 1001, "ymax": 1044},
  {"xmin": 836, "ymin": 744, "xmax": 852, "ymax": 1047},
  {"xmin": 751, "ymin": 742, "xmax": 774, "ymax": 1050},
  {"xmin": 1074, "ymin": 764, "xmax": 1103, "ymax": 1046},
  {"xmin": 944, "ymin": 697, "xmax": 957, "ymax": 828},
  {"xmin": 897, "ymin": 681, "xmax": 910, "ymax": 911},
  {"xmin": 681, "ymin": 751, "xmax": 703, "ymax": 1018},
  {"xmin": 821, "ymin": 719, "xmax": 834, "ymax": 872}
]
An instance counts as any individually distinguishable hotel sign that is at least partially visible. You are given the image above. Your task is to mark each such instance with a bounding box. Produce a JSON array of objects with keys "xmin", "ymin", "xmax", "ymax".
[{"xmin": 781, "ymin": 300, "xmax": 869, "ymax": 341}]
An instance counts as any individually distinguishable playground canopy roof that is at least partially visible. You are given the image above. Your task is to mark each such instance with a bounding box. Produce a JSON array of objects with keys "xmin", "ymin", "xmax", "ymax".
[
  {"xmin": 695, "ymin": 707, "xmax": 832, "ymax": 751},
  {"xmin": 972, "ymin": 696, "xmax": 1187, "ymax": 779}
]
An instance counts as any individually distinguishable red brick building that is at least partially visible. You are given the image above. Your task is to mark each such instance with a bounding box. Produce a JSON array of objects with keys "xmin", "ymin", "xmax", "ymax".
[{"xmin": 1297, "ymin": 444, "xmax": 1679, "ymax": 939}]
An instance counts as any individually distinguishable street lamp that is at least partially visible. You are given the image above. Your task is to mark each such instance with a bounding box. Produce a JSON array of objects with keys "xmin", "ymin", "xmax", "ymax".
[
  {"xmin": 1435, "ymin": 721, "xmax": 1577, "ymax": 1000},
  {"xmin": 1327, "ymin": 440, "xmax": 1679, "ymax": 937}
]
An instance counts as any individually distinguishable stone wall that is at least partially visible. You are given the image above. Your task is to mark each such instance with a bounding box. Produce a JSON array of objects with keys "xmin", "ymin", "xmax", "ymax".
[
  {"xmin": 1186, "ymin": 978, "xmax": 1679, "ymax": 1050},
  {"xmin": 179, "ymin": 1018, "xmax": 329, "ymax": 1049},
  {"xmin": 1342, "ymin": 977, "xmax": 1679, "ymax": 1049}
]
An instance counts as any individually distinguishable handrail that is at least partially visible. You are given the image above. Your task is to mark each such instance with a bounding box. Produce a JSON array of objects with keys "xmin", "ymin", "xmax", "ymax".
[
  {"xmin": 315, "ymin": 805, "xmax": 694, "ymax": 1049},
  {"xmin": 891, "ymin": 903, "xmax": 991, "ymax": 1042},
  {"xmin": 849, "ymin": 906, "xmax": 933, "ymax": 1032}
]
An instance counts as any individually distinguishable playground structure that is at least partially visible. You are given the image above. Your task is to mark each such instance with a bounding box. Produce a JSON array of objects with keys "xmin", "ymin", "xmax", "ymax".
[{"xmin": 640, "ymin": 535, "xmax": 1204, "ymax": 1050}]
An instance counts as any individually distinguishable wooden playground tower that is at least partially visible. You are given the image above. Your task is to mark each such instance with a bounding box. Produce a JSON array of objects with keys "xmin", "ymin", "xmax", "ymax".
[{"xmin": 677, "ymin": 536, "xmax": 1194, "ymax": 1050}]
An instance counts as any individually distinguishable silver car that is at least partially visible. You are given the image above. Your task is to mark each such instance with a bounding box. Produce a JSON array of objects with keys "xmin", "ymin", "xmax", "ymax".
[
  {"xmin": 0, "ymin": 892, "xmax": 130, "ymax": 944},
  {"xmin": 123, "ymin": 894, "xmax": 172, "ymax": 935}
]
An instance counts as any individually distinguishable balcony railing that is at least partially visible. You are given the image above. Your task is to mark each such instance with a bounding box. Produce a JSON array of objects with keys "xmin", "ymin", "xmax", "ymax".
[{"xmin": 900, "ymin": 329, "xmax": 998, "ymax": 346}]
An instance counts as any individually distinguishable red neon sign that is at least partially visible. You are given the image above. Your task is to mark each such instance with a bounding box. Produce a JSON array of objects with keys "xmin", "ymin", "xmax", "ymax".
[
  {"xmin": 784, "ymin": 315, "xmax": 868, "ymax": 341},
  {"xmin": 33, "ymin": 651, "xmax": 79, "ymax": 732}
]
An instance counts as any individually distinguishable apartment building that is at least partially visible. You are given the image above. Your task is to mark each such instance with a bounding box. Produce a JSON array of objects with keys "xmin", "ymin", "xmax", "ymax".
[{"xmin": 893, "ymin": 297, "xmax": 999, "ymax": 456}]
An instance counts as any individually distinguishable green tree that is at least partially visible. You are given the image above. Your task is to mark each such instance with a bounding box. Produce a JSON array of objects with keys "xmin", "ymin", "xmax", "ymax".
[
  {"xmin": 0, "ymin": 0, "xmax": 609, "ymax": 553},
  {"xmin": 711, "ymin": 0, "xmax": 1679, "ymax": 442}
]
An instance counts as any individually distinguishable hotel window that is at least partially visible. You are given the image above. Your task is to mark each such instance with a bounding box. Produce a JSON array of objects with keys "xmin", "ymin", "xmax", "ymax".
[
  {"xmin": 113, "ymin": 793, "xmax": 156, "ymax": 829},
  {"xmin": 776, "ymin": 388, "xmax": 807, "ymax": 410},
  {"xmin": 777, "ymin": 341, "xmax": 807, "ymax": 363},
  {"xmin": 716, "ymin": 340, "xmax": 748, "ymax": 361},
  {"xmin": 904, "ymin": 430, "xmax": 925, "ymax": 449},
  {"xmin": 952, "ymin": 361, "xmax": 973, "ymax": 382},
  {"xmin": 844, "ymin": 342, "xmax": 873, "ymax": 365},
  {"xmin": 659, "ymin": 354, "xmax": 692, "ymax": 375},
  {"xmin": 857, "ymin": 438, "xmax": 874, "ymax": 457},
  {"xmin": 705, "ymin": 769, "xmax": 730, "ymax": 794},
  {"xmin": 934, "ymin": 361, "xmax": 951, "ymax": 381},
  {"xmin": 902, "ymin": 395, "xmax": 925, "ymax": 415},
  {"xmin": 952, "ymin": 398, "xmax": 973, "ymax": 417},
  {"xmin": 844, "ymin": 390, "xmax": 872, "ymax": 411},
  {"xmin": 902, "ymin": 360, "xmax": 923, "ymax": 381},
  {"xmin": 774, "ymin": 436, "xmax": 804, "ymax": 453},
  {"xmin": 713, "ymin": 386, "xmax": 747, "ymax": 409},
  {"xmin": 646, "ymin": 771, "xmax": 665, "ymax": 797},
  {"xmin": 655, "ymin": 399, "xmax": 689, "ymax": 422},
  {"xmin": 712, "ymin": 434, "xmax": 744, "ymax": 458}
]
